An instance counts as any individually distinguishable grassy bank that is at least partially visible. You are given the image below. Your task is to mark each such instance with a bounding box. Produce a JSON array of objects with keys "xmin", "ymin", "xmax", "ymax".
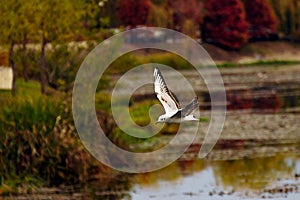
[
  {"xmin": 217, "ymin": 60, "xmax": 300, "ymax": 68},
  {"xmin": 107, "ymin": 50, "xmax": 300, "ymax": 74},
  {"xmin": 0, "ymin": 80, "xmax": 114, "ymax": 194}
]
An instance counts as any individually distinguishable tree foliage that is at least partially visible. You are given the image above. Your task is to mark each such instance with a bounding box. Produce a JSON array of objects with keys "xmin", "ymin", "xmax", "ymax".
[
  {"xmin": 147, "ymin": 3, "xmax": 170, "ymax": 28},
  {"xmin": 245, "ymin": 0, "xmax": 279, "ymax": 40},
  {"xmin": 269, "ymin": 0, "xmax": 300, "ymax": 40},
  {"xmin": 34, "ymin": 0, "xmax": 82, "ymax": 44},
  {"xmin": 0, "ymin": 0, "xmax": 83, "ymax": 94},
  {"xmin": 82, "ymin": 0, "xmax": 111, "ymax": 30},
  {"xmin": 171, "ymin": 0, "xmax": 203, "ymax": 34},
  {"xmin": 0, "ymin": 0, "xmax": 31, "ymax": 94},
  {"xmin": 116, "ymin": 0, "xmax": 151, "ymax": 27},
  {"xmin": 202, "ymin": 0, "xmax": 249, "ymax": 50},
  {"xmin": 34, "ymin": 0, "xmax": 83, "ymax": 93}
]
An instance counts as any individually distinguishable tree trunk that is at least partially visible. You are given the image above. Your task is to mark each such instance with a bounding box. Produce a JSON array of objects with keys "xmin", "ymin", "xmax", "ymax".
[
  {"xmin": 22, "ymin": 33, "xmax": 29, "ymax": 82},
  {"xmin": 39, "ymin": 35, "xmax": 47, "ymax": 94},
  {"xmin": 8, "ymin": 41, "xmax": 16, "ymax": 96},
  {"xmin": 39, "ymin": 35, "xmax": 48, "ymax": 94},
  {"xmin": 293, "ymin": 0, "xmax": 299, "ymax": 31}
]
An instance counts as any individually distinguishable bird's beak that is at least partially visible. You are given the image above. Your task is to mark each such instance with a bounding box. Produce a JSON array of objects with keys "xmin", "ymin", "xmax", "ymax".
[{"xmin": 155, "ymin": 121, "xmax": 159, "ymax": 124}]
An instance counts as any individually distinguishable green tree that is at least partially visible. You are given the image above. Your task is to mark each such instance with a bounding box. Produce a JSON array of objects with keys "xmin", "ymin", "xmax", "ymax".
[
  {"xmin": 285, "ymin": 6, "xmax": 293, "ymax": 35},
  {"xmin": 147, "ymin": 3, "xmax": 170, "ymax": 28},
  {"xmin": 82, "ymin": 0, "xmax": 105, "ymax": 29},
  {"xmin": 98, "ymin": 0, "xmax": 120, "ymax": 28},
  {"xmin": 148, "ymin": 0, "xmax": 174, "ymax": 28},
  {"xmin": 19, "ymin": 0, "xmax": 37, "ymax": 82},
  {"xmin": 34, "ymin": 0, "xmax": 83, "ymax": 94},
  {"xmin": 293, "ymin": 0, "xmax": 300, "ymax": 32},
  {"xmin": 0, "ymin": 0, "xmax": 25, "ymax": 95},
  {"xmin": 269, "ymin": 0, "xmax": 300, "ymax": 39}
]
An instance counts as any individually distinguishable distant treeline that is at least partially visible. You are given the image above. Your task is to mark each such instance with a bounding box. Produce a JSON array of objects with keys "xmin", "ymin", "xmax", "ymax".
[
  {"xmin": 0, "ymin": 0, "xmax": 299, "ymax": 94},
  {"xmin": 114, "ymin": 0, "xmax": 300, "ymax": 48}
]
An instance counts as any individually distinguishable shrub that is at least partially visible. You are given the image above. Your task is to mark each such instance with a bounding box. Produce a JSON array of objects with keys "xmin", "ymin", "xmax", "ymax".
[{"xmin": 108, "ymin": 53, "xmax": 142, "ymax": 74}]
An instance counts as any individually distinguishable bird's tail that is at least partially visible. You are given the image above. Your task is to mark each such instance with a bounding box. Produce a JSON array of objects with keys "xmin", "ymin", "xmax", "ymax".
[{"xmin": 181, "ymin": 97, "xmax": 199, "ymax": 117}]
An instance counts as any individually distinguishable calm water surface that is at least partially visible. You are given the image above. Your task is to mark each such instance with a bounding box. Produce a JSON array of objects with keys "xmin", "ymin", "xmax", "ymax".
[
  {"xmin": 127, "ymin": 147, "xmax": 300, "ymax": 200},
  {"xmin": 2, "ymin": 149, "xmax": 299, "ymax": 200}
]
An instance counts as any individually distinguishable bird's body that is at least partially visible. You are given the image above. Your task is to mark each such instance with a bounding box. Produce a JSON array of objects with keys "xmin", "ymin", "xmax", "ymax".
[{"xmin": 153, "ymin": 67, "xmax": 199, "ymax": 123}]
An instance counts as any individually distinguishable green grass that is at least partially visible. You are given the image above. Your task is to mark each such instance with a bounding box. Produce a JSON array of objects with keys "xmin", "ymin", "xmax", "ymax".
[
  {"xmin": 139, "ymin": 53, "xmax": 194, "ymax": 70},
  {"xmin": 95, "ymin": 92, "xmax": 111, "ymax": 112},
  {"xmin": 244, "ymin": 60, "xmax": 300, "ymax": 66},
  {"xmin": 0, "ymin": 79, "xmax": 42, "ymax": 98},
  {"xmin": 103, "ymin": 51, "xmax": 300, "ymax": 74},
  {"xmin": 129, "ymin": 100, "xmax": 158, "ymax": 126},
  {"xmin": 104, "ymin": 52, "xmax": 195, "ymax": 75},
  {"xmin": 15, "ymin": 79, "xmax": 42, "ymax": 97},
  {"xmin": 217, "ymin": 60, "xmax": 300, "ymax": 68}
]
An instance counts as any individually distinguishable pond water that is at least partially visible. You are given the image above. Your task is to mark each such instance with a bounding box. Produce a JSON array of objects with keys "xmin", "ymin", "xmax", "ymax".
[
  {"xmin": 92, "ymin": 65, "xmax": 300, "ymax": 200},
  {"xmin": 130, "ymin": 148, "xmax": 300, "ymax": 200},
  {"xmin": 34, "ymin": 146, "xmax": 298, "ymax": 200}
]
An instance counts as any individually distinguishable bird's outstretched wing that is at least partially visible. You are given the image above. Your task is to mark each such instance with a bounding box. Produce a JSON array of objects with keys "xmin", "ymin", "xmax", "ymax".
[
  {"xmin": 181, "ymin": 97, "xmax": 199, "ymax": 117},
  {"xmin": 154, "ymin": 67, "xmax": 180, "ymax": 117}
]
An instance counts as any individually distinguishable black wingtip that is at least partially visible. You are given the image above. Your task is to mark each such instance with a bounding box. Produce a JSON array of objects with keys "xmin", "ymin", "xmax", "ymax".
[
  {"xmin": 194, "ymin": 96, "xmax": 199, "ymax": 102},
  {"xmin": 194, "ymin": 96, "xmax": 199, "ymax": 106}
]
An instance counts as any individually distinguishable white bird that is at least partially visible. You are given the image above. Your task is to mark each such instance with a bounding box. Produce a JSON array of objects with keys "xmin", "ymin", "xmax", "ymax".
[{"xmin": 153, "ymin": 67, "xmax": 199, "ymax": 123}]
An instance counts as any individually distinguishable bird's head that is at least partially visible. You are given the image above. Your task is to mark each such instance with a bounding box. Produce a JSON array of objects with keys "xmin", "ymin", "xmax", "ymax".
[{"xmin": 156, "ymin": 114, "xmax": 167, "ymax": 124}]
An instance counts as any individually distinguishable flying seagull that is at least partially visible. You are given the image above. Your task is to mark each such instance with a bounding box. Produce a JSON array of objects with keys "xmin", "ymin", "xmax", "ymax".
[{"xmin": 154, "ymin": 67, "xmax": 199, "ymax": 123}]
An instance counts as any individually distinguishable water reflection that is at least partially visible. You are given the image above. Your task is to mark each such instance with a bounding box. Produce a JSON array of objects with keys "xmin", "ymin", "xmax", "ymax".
[
  {"xmin": 134, "ymin": 159, "xmax": 206, "ymax": 186},
  {"xmin": 2, "ymin": 147, "xmax": 299, "ymax": 199},
  {"xmin": 212, "ymin": 155, "xmax": 295, "ymax": 191},
  {"xmin": 201, "ymin": 82, "xmax": 300, "ymax": 113},
  {"xmin": 130, "ymin": 149, "xmax": 300, "ymax": 199}
]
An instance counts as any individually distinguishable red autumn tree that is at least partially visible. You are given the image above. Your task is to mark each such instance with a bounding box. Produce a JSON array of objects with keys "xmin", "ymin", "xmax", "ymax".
[
  {"xmin": 116, "ymin": 0, "xmax": 151, "ymax": 27},
  {"xmin": 202, "ymin": 0, "xmax": 249, "ymax": 49},
  {"xmin": 244, "ymin": 0, "xmax": 279, "ymax": 40}
]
